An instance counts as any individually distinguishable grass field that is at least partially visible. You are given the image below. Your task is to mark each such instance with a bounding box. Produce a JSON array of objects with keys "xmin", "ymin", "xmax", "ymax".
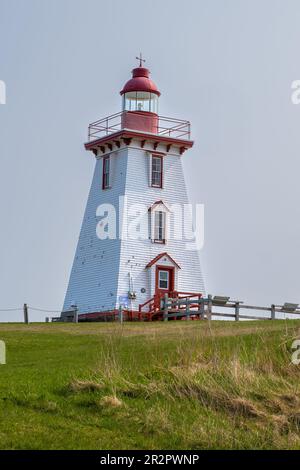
[{"xmin": 0, "ymin": 320, "xmax": 300, "ymax": 450}]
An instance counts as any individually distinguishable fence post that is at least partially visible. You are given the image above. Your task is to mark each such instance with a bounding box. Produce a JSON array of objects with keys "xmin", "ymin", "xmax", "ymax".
[
  {"xmin": 163, "ymin": 293, "xmax": 169, "ymax": 322},
  {"xmin": 197, "ymin": 295, "xmax": 201, "ymax": 318},
  {"xmin": 73, "ymin": 305, "xmax": 78, "ymax": 323},
  {"xmin": 23, "ymin": 303, "xmax": 29, "ymax": 324},
  {"xmin": 186, "ymin": 299, "xmax": 190, "ymax": 320},
  {"xmin": 119, "ymin": 305, "xmax": 123, "ymax": 324},
  {"xmin": 271, "ymin": 304, "xmax": 275, "ymax": 320},
  {"xmin": 235, "ymin": 302, "xmax": 240, "ymax": 322},
  {"xmin": 207, "ymin": 295, "xmax": 212, "ymax": 320},
  {"xmin": 200, "ymin": 301, "xmax": 205, "ymax": 319}
]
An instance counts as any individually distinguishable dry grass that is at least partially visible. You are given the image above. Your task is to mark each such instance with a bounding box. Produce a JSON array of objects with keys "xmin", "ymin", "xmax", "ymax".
[
  {"xmin": 2, "ymin": 319, "xmax": 300, "ymax": 449},
  {"xmin": 68, "ymin": 379, "xmax": 104, "ymax": 393},
  {"xmin": 1, "ymin": 320, "xmax": 299, "ymax": 339},
  {"xmin": 99, "ymin": 396, "xmax": 123, "ymax": 408},
  {"xmin": 66, "ymin": 322, "xmax": 300, "ymax": 448},
  {"xmin": 141, "ymin": 404, "xmax": 172, "ymax": 436}
]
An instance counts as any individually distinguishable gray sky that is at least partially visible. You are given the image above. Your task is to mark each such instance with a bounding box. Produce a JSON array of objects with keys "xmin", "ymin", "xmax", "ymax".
[{"xmin": 0, "ymin": 0, "xmax": 300, "ymax": 321}]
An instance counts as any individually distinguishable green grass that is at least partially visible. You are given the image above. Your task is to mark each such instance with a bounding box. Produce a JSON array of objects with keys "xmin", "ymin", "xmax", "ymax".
[{"xmin": 0, "ymin": 320, "xmax": 300, "ymax": 449}]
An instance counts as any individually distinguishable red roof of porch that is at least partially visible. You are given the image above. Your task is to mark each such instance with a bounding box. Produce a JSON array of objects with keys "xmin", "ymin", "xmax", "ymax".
[{"xmin": 145, "ymin": 252, "xmax": 181, "ymax": 269}]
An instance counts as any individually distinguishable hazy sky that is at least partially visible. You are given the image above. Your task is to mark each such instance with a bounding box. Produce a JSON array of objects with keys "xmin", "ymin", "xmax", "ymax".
[{"xmin": 1, "ymin": 0, "xmax": 300, "ymax": 321}]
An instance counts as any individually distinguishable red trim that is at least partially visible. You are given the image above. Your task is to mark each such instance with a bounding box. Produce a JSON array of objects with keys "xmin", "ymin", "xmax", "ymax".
[
  {"xmin": 102, "ymin": 156, "xmax": 110, "ymax": 190},
  {"xmin": 148, "ymin": 200, "xmax": 168, "ymax": 212},
  {"xmin": 79, "ymin": 310, "xmax": 118, "ymax": 320},
  {"xmin": 146, "ymin": 252, "xmax": 181, "ymax": 269},
  {"xmin": 78, "ymin": 309, "xmax": 141, "ymax": 322},
  {"xmin": 150, "ymin": 150, "xmax": 166, "ymax": 156},
  {"xmin": 155, "ymin": 265, "xmax": 175, "ymax": 296},
  {"xmin": 85, "ymin": 129, "xmax": 193, "ymax": 152},
  {"xmin": 151, "ymin": 154, "xmax": 163, "ymax": 188}
]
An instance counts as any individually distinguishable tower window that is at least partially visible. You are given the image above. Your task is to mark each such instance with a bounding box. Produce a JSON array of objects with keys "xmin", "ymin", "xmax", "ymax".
[
  {"xmin": 102, "ymin": 156, "xmax": 110, "ymax": 189},
  {"xmin": 158, "ymin": 270, "xmax": 169, "ymax": 289},
  {"xmin": 154, "ymin": 210, "xmax": 166, "ymax": 243},
  {"xmin": 151, "ymin": 155, "xmax": 163, "ymax": 188}
]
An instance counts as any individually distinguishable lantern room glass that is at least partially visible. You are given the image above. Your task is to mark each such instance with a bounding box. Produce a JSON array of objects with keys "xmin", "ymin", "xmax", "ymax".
[{"xmin": 123, "ymin": 92, "xmax": 159, "ymax": 114}]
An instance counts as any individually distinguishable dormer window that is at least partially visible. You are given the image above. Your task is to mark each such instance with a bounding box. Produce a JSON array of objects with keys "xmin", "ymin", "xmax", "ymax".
[
  {"xmin": 102, "ymin": 156, "xmax": 110, "ymax": 189},
  {"xmin": 154, "ymin": 210, "xmax": 166, "ymax": 243},
  {"xmin": 149, "ymin": 200, "xmax": 170, "ymax": 244},
  {"xmin": 151, "ymin": 155, "xmax": 163, "ymax": 188}
]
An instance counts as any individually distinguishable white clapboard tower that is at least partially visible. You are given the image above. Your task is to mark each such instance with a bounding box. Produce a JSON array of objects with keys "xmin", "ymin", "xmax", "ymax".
[{"xmin": 62, "ymin": 58, "xmax": 205, "ymax": 320}]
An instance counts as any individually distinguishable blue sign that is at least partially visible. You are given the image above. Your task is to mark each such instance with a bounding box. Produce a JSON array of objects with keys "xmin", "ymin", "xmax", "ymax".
[{"xmin": 119, "ymin": 296, "xmax": 129, "ymax": 308}]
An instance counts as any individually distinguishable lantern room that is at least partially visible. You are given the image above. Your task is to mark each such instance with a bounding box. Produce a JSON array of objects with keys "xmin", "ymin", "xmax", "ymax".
[
  {"xmin": 122, "ymin": 91, "xmax": 159, "ymax": 114},
  {"xmin": 120, "ymin": 60, "xmax": 161, "ymax": 134}
]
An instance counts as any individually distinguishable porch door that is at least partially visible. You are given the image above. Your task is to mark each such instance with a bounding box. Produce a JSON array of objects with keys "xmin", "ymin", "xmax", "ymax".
[{"xmin": 155, "ymin": 266, "xmax": 175, "ymax": 299}]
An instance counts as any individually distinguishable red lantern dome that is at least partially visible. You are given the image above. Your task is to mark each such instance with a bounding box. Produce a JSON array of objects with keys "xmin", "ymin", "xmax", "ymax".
[{"xmin": 120, "ymin": 67, "xmax": 161, "ymax": 96}]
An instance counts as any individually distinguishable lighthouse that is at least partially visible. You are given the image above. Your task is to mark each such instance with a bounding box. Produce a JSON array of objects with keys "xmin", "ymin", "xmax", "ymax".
[{"xmin": 62, "ymin": 57, "xmax": 205, "ymax": 320}]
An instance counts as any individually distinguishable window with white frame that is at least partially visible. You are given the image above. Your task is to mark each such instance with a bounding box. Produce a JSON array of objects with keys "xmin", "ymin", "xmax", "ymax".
[
  {"xmin": 151, "ymin": 155, "xmax": 163, "ymax": 188},
  {"xmin": 154, "ymin": 210, "xmax": 166, "ymax": 243},
  {"xmin": 158, "ymin": 270, "xmax": 169, "ymax": 289},
  {"xmin": 102, "ymin": 156, "xmax": 110, "ymax": 189}
]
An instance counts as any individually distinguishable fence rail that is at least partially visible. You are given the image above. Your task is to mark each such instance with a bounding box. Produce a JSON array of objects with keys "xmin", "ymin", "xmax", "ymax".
[
  {"xmin": 161, "ymin": 294, "xmax": 300, "ymax": 321},
  {"xmin": 1, "ymin": 296, "xmax": 300, "ymax": 323}
]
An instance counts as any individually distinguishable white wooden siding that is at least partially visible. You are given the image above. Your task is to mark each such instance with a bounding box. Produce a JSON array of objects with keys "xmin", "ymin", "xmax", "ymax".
[
  {"xmin": 116, "ymin": 146, "xmax": 205, "ymax": 311},
  {"xmin": 63, "ymin": 144, "xmax": 205, "ymax": 314},
  {"xmin": 63, "ymin": 149, "xmax": 128, "ymax": 313}
]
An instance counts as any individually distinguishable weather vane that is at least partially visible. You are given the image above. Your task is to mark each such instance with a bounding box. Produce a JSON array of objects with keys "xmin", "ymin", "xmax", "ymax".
[{"xmin": 136, "ymin": 52, "xmax": 145, "ymax": 67}]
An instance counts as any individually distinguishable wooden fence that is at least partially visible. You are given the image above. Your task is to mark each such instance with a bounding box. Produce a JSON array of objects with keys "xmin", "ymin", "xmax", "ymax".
[
  {"xmin": 161, "ymin": 294, "xmax": 300, "ymax": 322},
  {"xmin": 4, "ymin": 297, "xmax": 300, "ymax": 324}
]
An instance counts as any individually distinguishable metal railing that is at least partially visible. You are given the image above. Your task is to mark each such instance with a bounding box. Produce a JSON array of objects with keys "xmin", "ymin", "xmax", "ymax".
[{"xmin": 88, "ymin": 111, "xmax": 191, "ymax": 142}]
